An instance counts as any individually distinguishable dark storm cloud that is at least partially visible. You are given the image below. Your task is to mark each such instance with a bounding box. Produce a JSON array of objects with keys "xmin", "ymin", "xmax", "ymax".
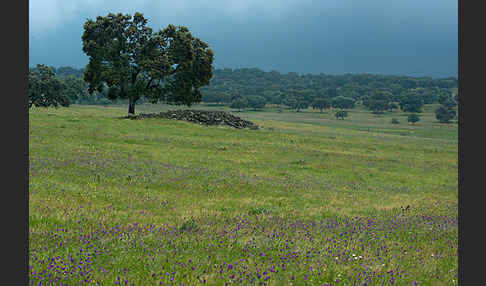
[{"xmin": 29, "ymin": 0, "xmax": 457, "ymax": 77}]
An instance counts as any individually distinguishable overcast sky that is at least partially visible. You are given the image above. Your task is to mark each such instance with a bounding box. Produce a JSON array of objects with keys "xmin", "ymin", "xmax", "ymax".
[{"xmin": 29, "ymin": 0, "xmax": 457, "ymax": 78}]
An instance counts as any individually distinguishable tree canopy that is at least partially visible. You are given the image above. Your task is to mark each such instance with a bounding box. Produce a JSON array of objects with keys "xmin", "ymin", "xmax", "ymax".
[
  {"xmin": 363, "ymin": 90, "xmax": 393, "ymax": 114},
  {"xmin": 230, "ymin": 97, "xmax": 248, "ymax": 112},
  {"xmin": 435, "ymin": 106, "xmax": 456, "ymax": 123},
  {"xmin": 311, "ymin": 98, "xmax": 331, "ymax": 113},
  {"xmin": 331, "ymin": 96, "xmax": 355, "ymax": 110},
  {"xmin": 29, "ymin": 64, "xmax": 70, "ymax": 108},
  {"xmin": 435, "ymin": 91, "xmax": 457, "ymax": 123},
  {"xmin": 82, "ymin": 12, "xmax": 214, "ymax": 114},
  {"xmin": 283, "ymin": 95, "xmax": 309, "ymax": 112},
  {"xmin": 247, "ymin": 96, "xmax": 266, "ymax": 110},
  {"xmin": 58, "ymin": 75, "xmax": 90, "ymax": 103},
  {"xmin": 32, "ymin": 62, "xmax": 459, "ymax": 114},
  {"xmin": 399, "ymin": 90, "xmax": 425, "ymax": 113},
  {"xmin": 335, "ymin": 110, "xmax": 348, "ymax": 120},
  {"xmin": 407, "ymin": 113, "xmax": 420, "ymax": 124}
]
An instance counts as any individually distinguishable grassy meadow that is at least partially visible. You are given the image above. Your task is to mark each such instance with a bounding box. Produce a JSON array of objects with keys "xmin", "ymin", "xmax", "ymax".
[{"xmin": 29, "ymin": 104, "xmax": 458, "ymax": 285}]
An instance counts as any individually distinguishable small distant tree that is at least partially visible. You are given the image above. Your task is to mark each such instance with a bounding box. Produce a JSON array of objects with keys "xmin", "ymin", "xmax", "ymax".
[
  {"xmin": 283, "ymin": 95, "xmax": 309, "ymax": 112},
  {"xmin": 388, "ymin": 102, "xmax": 399, "ymax": 112},
  {"xmin": 435, "ymin": 105, "xmax": 456, "ymax": 123},
  {"xmin": 399, "ymin": 90, "xmax": 424, "ymax": 113},
  {"xmin": 29, "ymin": 64, "xmax": 70, "ymax": 108},
  {"xmin": 391, "ymin": 118, "xmax": 400, "ymax": 124},
  {"xmin": 364, "ymin": 99, "xmax": 389, "ymax": 114},
  {"xmin": 435, "ymin": 94, "xmax": 457, "ymax": 123},
  {"xmin": 230, "ymin": 98, "xmax": 248, "ymax": 112},
  {"xmin": 295, "ymin": 99, "xmax": 310, "ymax": 112},
  {"xmin": 282, "ymin": 96, "xmax": 296, "ymax": 110},
  {"xmin": 363, "ymin": 90, "xmax": 393, "ymax": 114},
  {"xmin": 219, "ymin": 92, "xmax": 232, "ymax": 105},
  {"xmin": 335, "ymin": 110, "xmax": 348, "ymax": 120},
  {"xmin": 440, "ymin": 97, "xmax": 458, "ymax": 109},
  {"xmin": 331, "ymin": 96, "xmax": 355, "ymax": 110},
  {"xmin": 247, "ymin": 95, "xmax": 266, "ymax": 110},
  {"xmin": 407, "ymin": 113, "xmax": 420, "ymax": 125},
  {"xmin": 438, "ymin": 91, "xmax": 454, "ymax": 106},
  {"xmin": 270, "ymin": 93, "xmax": 284, "ymax": 106},
  {"xmin": 311, "ymin": 98, "xmax": 331, "ymax": 113},
  {"xmin": 202, "ymin": 90, "xmax": 227, "ymax": 105}
]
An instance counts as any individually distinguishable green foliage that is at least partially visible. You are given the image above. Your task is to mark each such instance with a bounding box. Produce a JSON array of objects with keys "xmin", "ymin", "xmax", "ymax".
[
  {"xmin": 283, "ymin": 93, "xmax": 310, "ymax": 112},
  {"xmin": 435, "ymin": 93, "xmax": 457, "ymax": 123},
  {"xmin": 331, "ymin": 96, "xmax": 355, "ymax": 110},
  {"xmin": 399, "ymin": 90, "xmax": 425, "ymax": 113},
  {"xmin": 407, "ymin": 113, "xmax": 421, "ymax": 124},
  {"xmin": 363, "ymin": 90, "xmax": 393, "ymax": 114},
  {"xmin": 247, "ymin": 95, "xmax": 266, "ymax": 110},
  {"xmin": 54, "ymin": 66, "xmax": 85, "ymax": 78},
  {"xmin": 415, "ymin": 87, "xmax": 439, "ymax": 104},
  {"xmin": 82, "ymin": 12, "xmax": 214, "ymax": 114},
  {"xmin": 262, "ymin": 90, "xmax": 284, "ymax": 105},
  {"xmin": 180, "ymin": 217, "xmax": 199, "ymax": 233},
  {"xmin": 325, "ymin": 87, "xmax": 338, "ymax": 98},
  {"xmin": 248, "ymin": 206, "xmax": 271, "ymax": 215},
  {"xmin": 40, "ymin": 62, "xmax": 458, "ymax": 112},
  {"xmin": 335, "ymin": 110, "xmax": 348, "ymax": 120},
  {"xmin": 30, "ymin": 66, "xmax": 115, "ymax": 105},
  {"xmin": 230, "ymin": 97, "xmax": 248, "ymax": 111},
  {"xmin": 363, "ymin": 99, "xmax": 389, "ymax": 114},
  {"xmin": 439, "ymin": 97, "xmax": 458, "ymax": 110},
  {"xmin": 201, "ymin": 91, "xmax": 231, "ymax": 105},
  {"xmin": 29, "ymin": 64, "xmax": 70, "ymax": 108},
  {"xmin": 295, "ymin": 100, "xmax": 310, "ymax": 112},
  {"xmin": 388, "ymin": 102, "xmax": 399, "ymax": 112},
  {"xmin": 311, "ymin": 98, "xmax": 331, "ymax": 112},
  {"xmin": 282, "ymin": 96, "xmax": 297, "ymax": 110},
  {"xmin": 391, "ymin": 118, "xmax": 400, "ymax": 124},
  {"xmin": 437, "ymin": 90, "xmax": 454, "ymax": 106},
  {"xmin": 435, "ymin": 105, "xmax": 456, "ymax": 123},
  {"xmin": 58, "ymin": 75, "xmax": 90, "ymax": 103}
]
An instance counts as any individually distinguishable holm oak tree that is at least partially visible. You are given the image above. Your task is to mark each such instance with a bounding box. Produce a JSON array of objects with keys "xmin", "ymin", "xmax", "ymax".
[
  {"xmin": 82, "ymin": 12, "xmax": 214, "ymax": 114},
  {"xmin": 29, "ymin": 64, "xmax": 70, "ymax": 108}
]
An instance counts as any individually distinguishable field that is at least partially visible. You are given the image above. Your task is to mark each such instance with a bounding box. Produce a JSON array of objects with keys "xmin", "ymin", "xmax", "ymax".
[{"xmin": 29, "ymin": 104, "xmax": 458, "ymax": 285}]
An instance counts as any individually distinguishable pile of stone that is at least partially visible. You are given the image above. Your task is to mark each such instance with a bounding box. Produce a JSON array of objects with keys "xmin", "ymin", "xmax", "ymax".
[{"xmin": 125, "ymin": 109, "xmax": 259, "ymax": 129}]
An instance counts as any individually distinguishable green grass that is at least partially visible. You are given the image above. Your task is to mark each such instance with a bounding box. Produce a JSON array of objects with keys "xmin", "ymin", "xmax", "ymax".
[{"xmin": 29, "ymin": 104, "xmax": 457, "ymax": 285}]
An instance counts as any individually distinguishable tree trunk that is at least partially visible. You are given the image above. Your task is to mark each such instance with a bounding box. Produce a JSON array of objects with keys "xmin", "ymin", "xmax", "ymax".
[{"xmin": 128, "ymin": 98, "xmax": 136, "ymax": 115}]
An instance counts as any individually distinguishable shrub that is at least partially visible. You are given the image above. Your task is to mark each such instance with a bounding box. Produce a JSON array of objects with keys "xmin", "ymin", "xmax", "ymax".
[
  {"xmin": 248, "ymin": 207, "xmax": 271, "ymax": 215},
  {"xmin": 180, "ymin": 217, "xmax": 199, "ymax": 233},
  {"xmin": 407, "ymin": 113, "xmax": 420, "ymax": 124},
  {"xmin": 335, "ymin": 110, "xmax": 348, "ymax": 120},
  {"xmin": 435, "ymin": 105, "xmax": 456, "ymax": 123}
]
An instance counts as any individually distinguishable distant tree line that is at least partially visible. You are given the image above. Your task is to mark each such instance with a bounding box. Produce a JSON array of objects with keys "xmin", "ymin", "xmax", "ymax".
[
  {"xmin": 199, "ymin": 67, "xmax": 456, "ymax": 110},
  {"xmin": 29, "ymin": 65, "xmax": 110, "ymax": 106},
  {"xmin": 29, "ymin": 64, "xmax": 458, "ymax": 123},
  {"xmin": 198, "ymin": 67, "xmax": 458, "ymax": 122}
]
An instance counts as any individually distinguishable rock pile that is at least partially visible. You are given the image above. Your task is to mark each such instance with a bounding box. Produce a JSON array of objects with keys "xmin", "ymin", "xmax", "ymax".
[{"xmin": 124, "ymin": 109, "xmax": 259, "ymax": 129}]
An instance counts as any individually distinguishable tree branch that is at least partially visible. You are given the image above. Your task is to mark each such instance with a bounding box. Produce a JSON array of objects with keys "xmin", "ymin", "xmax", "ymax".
[{"xmin": 145, "ymin": 77, "xmax": 154, "ymax": 89}]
